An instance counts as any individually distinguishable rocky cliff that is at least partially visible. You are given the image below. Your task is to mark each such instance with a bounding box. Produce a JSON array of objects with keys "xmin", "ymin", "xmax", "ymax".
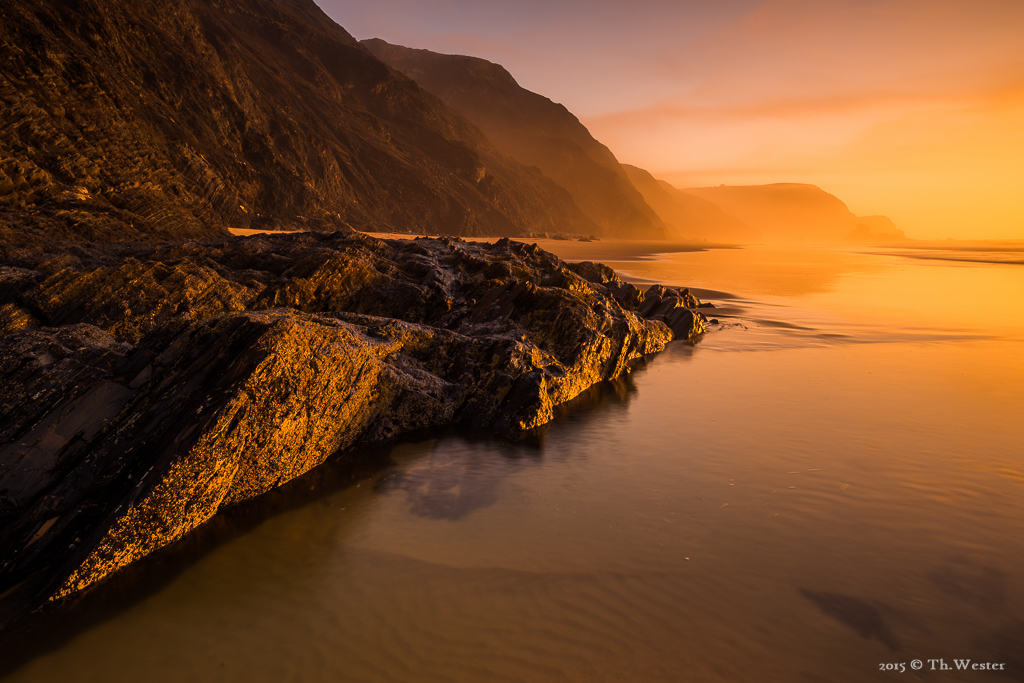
[
  {"xmin": 621, "ymin": 165, "xmax": 758, "ymax": 243},
  {"xmin": 682, "ymin": 183, "xmax": 902, "ymax": 244},
  {"xmin": 0, "ymin": 0, "xmax": 598, "ymax": 243},
  {"xmin": 363, "ymin": 39, "xmax": 667, "ymax": 240},
  {"xmin": 0, "ymin": 230, "xmax": 708, "ymax": 627}
]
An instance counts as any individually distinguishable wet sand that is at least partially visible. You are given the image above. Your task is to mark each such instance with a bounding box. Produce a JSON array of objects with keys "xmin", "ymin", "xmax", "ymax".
[{"xmin": 871, "ymin": 240, "xmax": 1024, "ymax": 266}]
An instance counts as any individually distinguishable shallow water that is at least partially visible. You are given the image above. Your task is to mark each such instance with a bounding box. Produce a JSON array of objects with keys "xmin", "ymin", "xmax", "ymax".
[{"xmin": 6, "ymin": 244, "xmax": 1024, "ymax": 682}]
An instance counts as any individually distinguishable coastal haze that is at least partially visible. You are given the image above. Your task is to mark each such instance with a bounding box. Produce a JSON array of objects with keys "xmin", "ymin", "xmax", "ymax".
[
  {"xmin": 1, "ymin": 0, "xmax": 1023, "ymax": 681},
  {"xmin": 3, "ymin": 0, "xmax": 987, "ymax": 245},
  {"xmin": 335, "ymin": 0, "xmax": 1024, "ymax": 241}
]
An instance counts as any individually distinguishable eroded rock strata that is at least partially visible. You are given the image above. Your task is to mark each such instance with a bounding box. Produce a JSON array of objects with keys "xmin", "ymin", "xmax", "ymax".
[
  {"xmin": 0, "ymin": 0, "xmax": 598, "ymax": 243},
  {"xmin": 0, "ymin": 230, "xmax": 708, "ymax": 624}
]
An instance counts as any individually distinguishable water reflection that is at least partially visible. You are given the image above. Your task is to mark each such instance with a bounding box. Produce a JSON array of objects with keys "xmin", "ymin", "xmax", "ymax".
[
  {"xmin": 375, "ymin": 373, "xmax": 643, "ymax": 521},
  {"xmin": 4, "ymin": 244, "xmax": 1024, "ymax": 682},
  {"xmin": 376, "ymin": 441, "xmax": 534, "ymax": 521},
  {"xmin": 608, "ymin": 246, "xmax": 889, "ymax": 298}
]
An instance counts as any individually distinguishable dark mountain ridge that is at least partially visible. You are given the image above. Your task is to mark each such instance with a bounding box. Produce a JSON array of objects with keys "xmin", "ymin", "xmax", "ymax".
[
  {"xmin": 0, "ymin": 0, "xmax": 598, "ymax": 243},
  {"xmin": 363, "ymin": 38, "xmax": 666, "ymax": 240}
]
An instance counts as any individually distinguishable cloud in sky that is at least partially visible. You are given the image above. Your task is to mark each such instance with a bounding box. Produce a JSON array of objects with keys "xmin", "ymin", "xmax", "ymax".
[{"xmin": 324, "ymin": 0, "xmax": 1024, "ymax": 238}]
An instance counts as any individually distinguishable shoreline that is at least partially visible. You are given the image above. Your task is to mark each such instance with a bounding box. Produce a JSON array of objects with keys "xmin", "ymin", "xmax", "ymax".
[
  {"xmin": 228, "ymin": 227, "xmax": 741, "ymax": 264},
  {"xmin": 0, "ymin": 230, "xmax": 714, "ymax": 635}
]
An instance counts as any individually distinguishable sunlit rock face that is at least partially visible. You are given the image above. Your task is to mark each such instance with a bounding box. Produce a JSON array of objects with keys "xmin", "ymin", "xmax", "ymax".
[
  {"xmin": 0, "ymin": 0, "xmax": 597, "ymax": 243},
  {"xmin": 363, "ymin": 38, "xmax": 666, "ymax": 241},
  {"xmin": 0, "ymin": 231, "xmax": 711, "ymax": 619}
]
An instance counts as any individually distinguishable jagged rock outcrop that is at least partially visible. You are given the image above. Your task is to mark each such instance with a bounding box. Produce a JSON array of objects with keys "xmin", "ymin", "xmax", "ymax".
[
  {"xmin": 363, "ymin": 39, "xmax": 667, "ymax": 240},
  {"xmin": 0, "ymin": 0, "xmax": 598, "ymax": 243},
  {"xmin": 0, "ymin": 231, "xmax": 708, "ymax": 626}
]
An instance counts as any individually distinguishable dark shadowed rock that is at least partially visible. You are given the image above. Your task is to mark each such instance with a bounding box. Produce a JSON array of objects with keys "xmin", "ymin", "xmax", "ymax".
[
  {"xmin": 0, "ymin": 0, "xmax": 597, "ymax": 243},
  {"xmin": 631, "ymin": 285, "xmax": 708, "ymax": 339},
  {"xmin": 0, "ymin": 231, "xmax": 707, "ymax": 626},
  {"xmin": 607, "ymin": 282, "xmax": 645, "ymax": 311},
  {"xmin": 567, "ymin": 261, "xmax": 619, "ymax": 285}
]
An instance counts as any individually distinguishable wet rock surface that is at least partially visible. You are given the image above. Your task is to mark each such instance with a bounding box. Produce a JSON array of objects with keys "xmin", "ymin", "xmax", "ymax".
[{"xmin": 0, "ymin": 230, "xmax": 708, "ymax": 628}]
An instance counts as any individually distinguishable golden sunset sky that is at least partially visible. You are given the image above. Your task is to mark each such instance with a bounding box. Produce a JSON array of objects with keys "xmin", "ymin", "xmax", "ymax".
[{"xmin": 328, "ymin": 0, "xmax": 1024, "ymax": 239}]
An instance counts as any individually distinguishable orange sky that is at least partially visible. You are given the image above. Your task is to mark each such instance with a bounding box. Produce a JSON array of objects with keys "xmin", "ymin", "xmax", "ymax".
[{"xmin": 330, "ymin": 0, "xmax": 1024, "ymax": 239}]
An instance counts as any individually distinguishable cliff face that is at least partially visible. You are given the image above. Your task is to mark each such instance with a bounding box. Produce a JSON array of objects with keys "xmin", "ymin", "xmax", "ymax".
[
  {"xmin": 682, "ymin": 183, "xmax": 901, "ymax": 243},
  {"xmin": 363, "ymin": 39, "xmax": 667, "ymax": 240},
  {"xmin": 848, "ymin": 215, "xmax": 906, "ymax": 242},
  {"xmin": 0, "ymin": 231, "xmax": 708, "ymax": 625},
  {"xmin": 0, "ymin": 0, "xmax": 598, "ymax": 243},
  {"xmin": 621, "ymin": 165, "xmax": 758, "ymax": 243}
]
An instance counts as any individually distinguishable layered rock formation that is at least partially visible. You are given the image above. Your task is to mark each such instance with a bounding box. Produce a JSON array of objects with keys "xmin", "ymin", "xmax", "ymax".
[
  {"xmin": 0, "ymin": 0, "xmax": 597, "ymax": 243},
  {"xmin": 363, "ymin": 39, "xmax": 667, "ymax": 240},
  {"xmin": 0, "ymin": 231, "xmax": 708, "ymax": 626}
]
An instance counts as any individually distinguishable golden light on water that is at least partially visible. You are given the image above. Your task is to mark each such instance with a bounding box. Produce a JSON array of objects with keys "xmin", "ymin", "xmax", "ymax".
[
  {"xmin": 12, "ymin": 242, "xmax": 1024, "ymax": 682},
  {"xmin": 599, "ymin": 245, "xmax": 1024, "ymax": 335}
]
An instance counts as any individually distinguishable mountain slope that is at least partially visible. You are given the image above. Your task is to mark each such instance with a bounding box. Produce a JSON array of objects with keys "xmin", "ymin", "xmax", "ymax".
[
  {"xmin": 621, "ymin": 165, "xmax": 757, "ymax": 243},
  {"xmin": 684, "ymin": 184, "xmax": 901, "ymax": 243},
  {"xmin": 363, "ymin": 38, "xmax": 666, "ymax": 240},
  {"xmin": 0, "ymin": 0, "xmax": 597, "ymax": 243}
]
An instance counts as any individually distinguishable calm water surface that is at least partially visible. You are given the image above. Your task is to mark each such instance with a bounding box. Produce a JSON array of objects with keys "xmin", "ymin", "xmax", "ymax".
[{"xmin": 6, "ymin": 244, "xmax": 1024, "ymax": 682}]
